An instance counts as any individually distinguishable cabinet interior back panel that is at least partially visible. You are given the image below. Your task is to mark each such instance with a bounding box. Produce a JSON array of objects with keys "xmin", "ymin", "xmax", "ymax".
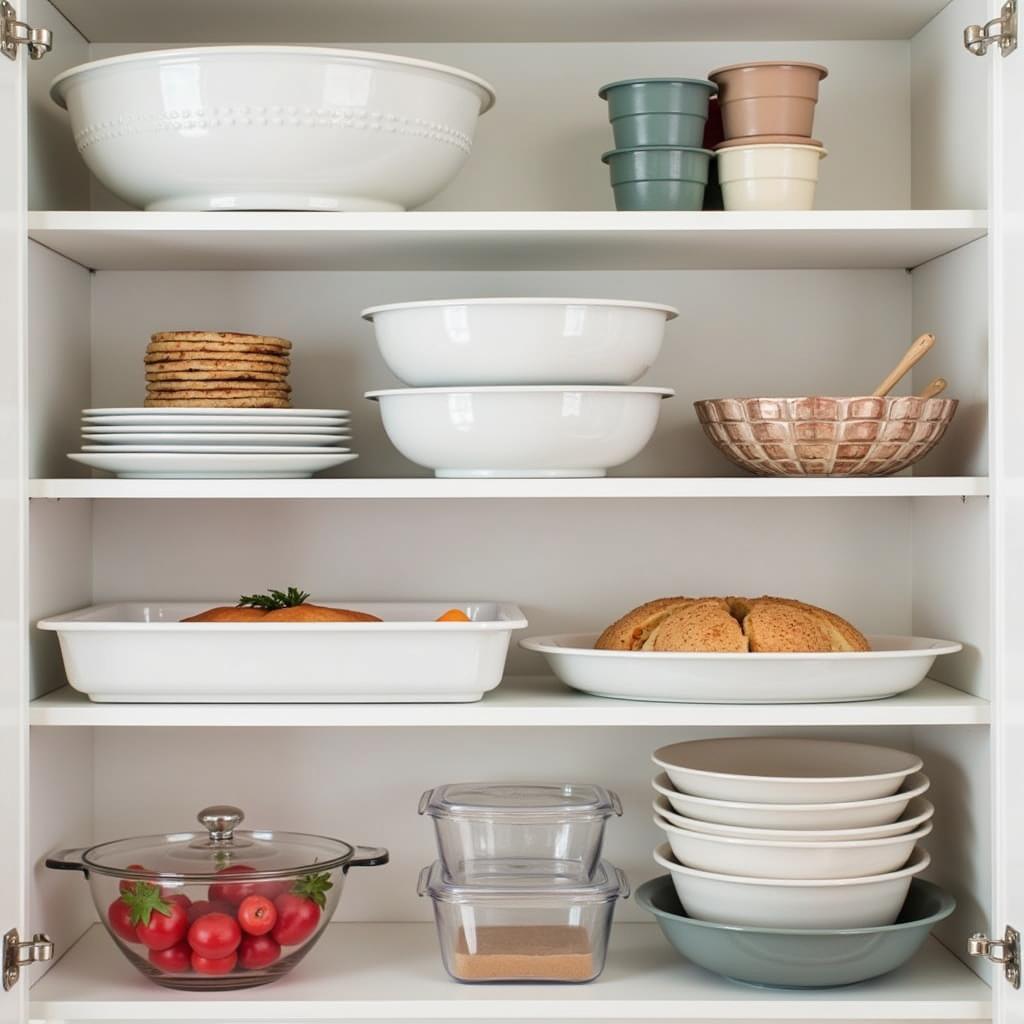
[
  {"xmin": 71, "ymin": 41, "xmax": 911, "ymax": 212},
  {"xmin": 84, "ymin": 269, "xmax": 912, "ymax": 479}
]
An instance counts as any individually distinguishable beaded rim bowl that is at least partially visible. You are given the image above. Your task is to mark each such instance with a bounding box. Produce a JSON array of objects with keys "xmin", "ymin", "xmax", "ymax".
[{"xmin": 694, "ymin": 396, "xmax": 958, "ymax": 477}]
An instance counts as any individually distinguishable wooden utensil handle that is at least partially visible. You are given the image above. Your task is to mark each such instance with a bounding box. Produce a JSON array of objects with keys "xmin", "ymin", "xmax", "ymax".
[
  {"xmin": 872, "ymin": 333, "xmax": 936, "ymax": 397},
  {"xmin": 917, "ymin": 377, "xmax": 948, "ymax": 400}
]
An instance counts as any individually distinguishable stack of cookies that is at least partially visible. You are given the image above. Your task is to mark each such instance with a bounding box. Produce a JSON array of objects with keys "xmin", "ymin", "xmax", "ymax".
[{"xmin": 144, "ymin": 331, "xmax": 293, "ymax": 408}]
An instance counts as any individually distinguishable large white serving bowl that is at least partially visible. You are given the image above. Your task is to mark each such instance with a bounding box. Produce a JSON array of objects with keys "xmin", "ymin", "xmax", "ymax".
[
  {"xmin": 652, "ymin": 772, "xmax": 930, "ymax": 830},
  {"xmin": 653, "ymin": 794, "xmax": 935, "ymax": 843},
  {"xmin": 366, "ymin": 386, "xmax": 673, "ymax": 478},
  {"xmin": 653, "ymin": 842, "xmax": 931, "ymax": 928},
  {"xmin": 654, "ymin": 814, "xmax": 931, "ymax": 880},
  {"xmin": 361, "ymin": 298, "xmax": 679, "ymax": 386},
  {"xmin": 50, "ymin": 47, "xmax": 495, "ymax": 211},
  {"xmin": 652, "ymin": 737, "xmax": 922, "ymax": 804}
]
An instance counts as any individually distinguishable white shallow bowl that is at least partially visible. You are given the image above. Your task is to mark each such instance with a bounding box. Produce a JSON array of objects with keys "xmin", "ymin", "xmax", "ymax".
[
  {"xmin": 51, "ymin": 47, "xmax": 495, "ymax": 211},
  {"xmin": 38, "ymin": 601, "xmax": 527, "ymax": 703},
  {"xmin": 367, "ymin": 386, "xmax": 673, "ymax": 478},
  {"xmin": 68, "ymin": 451, "xmax": 358, "ymax": 479},
  {"xmin": 652, "ymin": 772, "xmax": 930, "ymax": 830},
  {"xmin": 652, "ymin": 737, "xmax": 922, "ymax": 804},
  {"xmin": 361, "ymin": 298, "xmax": 679, "ymax": 386},
  {"xmin": 717, "ymin": 143, "xmax": 827, "ymax": 211},
  {"xmin": 655, "ymin": 814, "xmax": 932, "ymax": 880},
  {"xmin": 519, "ymin": 633, "xmax": 961, "ymax": 703},
  {"xmin": 653, "ymin": 795, "xmax": 935, "ymax": 842},
  {"xmin": 653, "ymin": 842, "xmax": 930, "ymax": 928}
]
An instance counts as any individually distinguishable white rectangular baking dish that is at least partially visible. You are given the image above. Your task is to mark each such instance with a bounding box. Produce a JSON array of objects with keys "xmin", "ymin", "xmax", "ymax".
[
  {"xmin": 39, "ymin": 602, "xmax": 527, "ymax": 703},
  {"xmin": 520, "ymin": 634, "xmax": 961, "ymax": 704}
]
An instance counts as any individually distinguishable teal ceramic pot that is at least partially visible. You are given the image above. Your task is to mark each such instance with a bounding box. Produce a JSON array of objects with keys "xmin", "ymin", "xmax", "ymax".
[
  {"xmin": 601, "ymin": 146, "xmax": 712, "ymax": 211},
  {"xmin": 600, "ymin": 78, "xmax": 717, "ymax": 148},
  {"xmin": 636, "ymin": 875, "xmax": 955, "ymax": 989}
]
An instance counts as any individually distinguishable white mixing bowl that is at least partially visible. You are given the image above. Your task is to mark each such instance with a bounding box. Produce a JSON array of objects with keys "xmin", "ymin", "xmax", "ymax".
[
  {"xmin": 361, "ymin": 298, "xmax": 679, "ymax": 386},
  {"xmin": 654, "ymin": 842, "xmax": 930, "ymax": 928},
  {"xmin": 50, "ymin": 47, "xmax": 495, "ymax": 211},
  {"xmin": 366, "ymin": 385, "xmax": 673, "ymax": 478}
]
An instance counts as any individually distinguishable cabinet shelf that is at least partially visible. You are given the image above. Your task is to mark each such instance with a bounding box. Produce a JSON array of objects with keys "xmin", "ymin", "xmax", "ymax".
[
  {"xmin": 28, "ymin": 476, "xmax": 991, "ymax": 500},
  {"xmin": 28, "ymin": 923, "xmax": 990, "ymax": 1022},
  {"xmin": 28, "ymin": 211, "xmax": 986, "ymax": 272},
  {"xmin": 29, "ymin": 678, "xmax": 990, "ymax": 728}
]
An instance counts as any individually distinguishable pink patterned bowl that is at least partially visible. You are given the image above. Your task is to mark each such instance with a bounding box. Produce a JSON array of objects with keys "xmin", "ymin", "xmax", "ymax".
[{"xmin": 694, "ymin": 396, "xmax": 958, "ymax": 477}]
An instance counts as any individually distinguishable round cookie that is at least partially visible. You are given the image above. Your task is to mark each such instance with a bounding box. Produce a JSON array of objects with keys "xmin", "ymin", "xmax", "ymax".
[
  {"xmin": 151, "ymin": 331, "xmax": 291, "ymax": 351},
  {"xmin": 144, "ymin": 397, "xmax": 292, "ymax": 408},
  {"xmin": 146, "ymin": 370, "xmax": 289, "ymax": 382},
  {"xmin": 146, "ymin": 390, "xmax": 291, "ymax": 401},
  {"xmin": 146, "ymin": 379, "xmax": 292, "ymax": 391},
  {"xmin": 144, "ymin": 353, "xmax": 290, "ymax": 368}
]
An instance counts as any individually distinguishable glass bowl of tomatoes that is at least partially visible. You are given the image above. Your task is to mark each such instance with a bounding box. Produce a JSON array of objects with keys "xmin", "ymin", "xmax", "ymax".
[{"xmin": 47, "ymin": 804, "xmax": 388, "ymax": 990}]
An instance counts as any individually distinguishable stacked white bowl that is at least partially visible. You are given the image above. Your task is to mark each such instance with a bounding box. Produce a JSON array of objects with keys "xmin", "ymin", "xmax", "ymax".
[
  {"xmin": 651, "ymin": 737, "xmax": 934, "ymax": 929},
  {"xmin": 362, "ymin": 298, "xmax": 678, "ymax": 478}
]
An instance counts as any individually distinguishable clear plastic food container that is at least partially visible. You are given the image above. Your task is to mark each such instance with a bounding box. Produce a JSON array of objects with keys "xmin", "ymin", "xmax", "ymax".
[
  {"xmin": 418, "ymin": 783, "xmax": 622, "ymax": 882},
  {"xmin": 418, "ymin": 860, "xmax": 628, "ymax": 983}
]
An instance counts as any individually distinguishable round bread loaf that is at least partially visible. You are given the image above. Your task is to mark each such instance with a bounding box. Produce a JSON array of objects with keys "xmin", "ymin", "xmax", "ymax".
[{"xmin": 594, "ymin": 597, "xmax": 692, "ymax": 650}]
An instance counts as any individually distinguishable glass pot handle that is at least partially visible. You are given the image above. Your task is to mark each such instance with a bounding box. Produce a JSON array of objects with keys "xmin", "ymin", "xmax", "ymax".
[
  {"xmin": 615, "ymin": 866, "xmax": 631, "ymax": 900},
  {"xmin": 45, "ymin": 848, "xmax": 88, "ymax": 875},
  {"xmin": 609, "ymin": 790, "xmax": 624, "ymax": 816},
  {"xmin": 416, "ymin": 865, "xmax": 431, "ymax": 897},
  {"xmin": 417, "ymin": 789, "xmax": 435, "ymax": 815},
  {"xmin": 343, "ymin": 846, "xmax": 390, "ymax": 873}
]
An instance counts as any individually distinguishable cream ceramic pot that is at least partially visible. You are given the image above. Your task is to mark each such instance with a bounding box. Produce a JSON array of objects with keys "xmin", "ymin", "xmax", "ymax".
[
  {"xmin": 50, "ymin": 47, "xmax": 495, "ymax": 211},
  {"xmin": 716, "ymin": 143, "xmax": 827, "ymax": 211}
]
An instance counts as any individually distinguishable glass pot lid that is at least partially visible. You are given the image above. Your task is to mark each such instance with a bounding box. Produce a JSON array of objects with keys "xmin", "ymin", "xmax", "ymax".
[
  {"xmin": 419, "ymin": 783, "xmax": 622, "ymax": 821},
  {"xmin": 81, "ymin": 806, "xmax": 357, "ymax": 881}
]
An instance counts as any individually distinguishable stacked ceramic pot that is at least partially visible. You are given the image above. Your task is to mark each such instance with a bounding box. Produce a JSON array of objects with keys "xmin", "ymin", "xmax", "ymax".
[
  {"xmin": 363, "ymin": 298, "xmax": 676, "ymax": 477},
  {"xmin": 417, "ymin": 783, "xmax": 628, "ymax": 983},
  {"xmin": 599, "ymin": 78, "xmax": 717, "ymax": 210},
  {"xmin": 638, "ymin": 737, "xmax": 955, "ymax": 989},
  {"xmin": 707, "ymin": 61, "xmax": 829, "ymax": 210}
]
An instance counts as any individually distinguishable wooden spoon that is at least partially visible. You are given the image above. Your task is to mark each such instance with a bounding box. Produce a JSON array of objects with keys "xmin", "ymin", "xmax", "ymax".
[
  {"xmin": 872, "ymin": 333, "xmax": 936, "ymax": 397},
  {"xmin": 916, "ymin": 377, "xmax": 948, "ymax": 400}
]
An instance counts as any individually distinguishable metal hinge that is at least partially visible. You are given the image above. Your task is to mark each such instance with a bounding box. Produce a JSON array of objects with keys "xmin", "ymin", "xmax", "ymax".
[
  {"xmin": 964, "ymin": 0, "xmax": 1017, "ymax": 56},
  {"xmin": 0, "ymin": 0, "xmax": 51, "ymax": 61},
  {"xmin": 2, "ymin": 928, "xmax": 53, "ymax": 991},
  {"xmin": 969, "ymin": 925, "xmax": 1020, "ymax": 988}
]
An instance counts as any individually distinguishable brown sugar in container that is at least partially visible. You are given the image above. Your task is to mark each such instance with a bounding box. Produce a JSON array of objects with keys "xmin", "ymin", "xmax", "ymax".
[{"xmin": 708, "ymin": 61, "xmax": 828, "ymax": 139}]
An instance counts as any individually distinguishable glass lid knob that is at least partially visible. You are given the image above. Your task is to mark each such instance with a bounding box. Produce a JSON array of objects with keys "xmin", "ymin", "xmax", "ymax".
[{"xmin": 198, "ymin": 805, "xmax": 244, "ymax": 842}]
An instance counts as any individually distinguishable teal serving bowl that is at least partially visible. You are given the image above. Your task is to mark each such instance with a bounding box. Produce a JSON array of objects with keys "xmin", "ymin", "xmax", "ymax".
[
  {"xmin": 599, "ymin": 78, "xmax": 717, "ymax": 149},
  {"xmin": 637, "ymin": 875, "xmax": 954, "ymax": 989},
  {"xmin": 601, "ymin": 146, "xmax": 712, "ymax": 211}
]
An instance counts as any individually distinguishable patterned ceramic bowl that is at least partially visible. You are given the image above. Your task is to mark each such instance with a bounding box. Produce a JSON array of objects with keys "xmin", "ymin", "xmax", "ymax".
[{"xmin": 694, "ymin": 396, "xmax": 958, "ymax": 477}]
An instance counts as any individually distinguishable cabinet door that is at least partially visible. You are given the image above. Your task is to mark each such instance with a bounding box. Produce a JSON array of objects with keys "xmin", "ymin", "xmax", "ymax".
[
  {"xmin": 0, "ymin": 23, "xmax": 28, "ymax": 1024},
  {"xmin": 992, "ymin": 1, "xmax": 1024, "ymax": 1021}
]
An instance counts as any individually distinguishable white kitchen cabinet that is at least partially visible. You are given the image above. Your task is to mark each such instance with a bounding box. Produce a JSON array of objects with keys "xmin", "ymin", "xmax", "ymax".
[{"xmin": 1, "ymin": 0, "xmax": 1021, "ymax": 1022}]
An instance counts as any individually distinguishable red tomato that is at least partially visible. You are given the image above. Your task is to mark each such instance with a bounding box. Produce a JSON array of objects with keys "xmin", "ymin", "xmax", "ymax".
[
  {"xmin": 135, "ymin": 900, "xmax": 189, "ymax": 952},
  {"xmin": 271, "ymin": 893, "xmax": 320, "ymax": 946},
  {"xmin": 186, "ymin": 899, "xmax": 232, "ymax": 924},
  {"xmin": 191, "ymin": 951, "xmax": 237, "ymax": 975},
  {"xmin": 187, "ymin": 913, "xmax": 241, "ymax": 959},
  {"xmin": 148, "ymin": 940, "xmax": 191, "ymax": 973},
  {"xmin": 119, "ymin": 864, "xmax": 149, "ymax": 895},
  {"xmin": 209, "ymin": 865, "xmax": 288, "ymax": 904},
  {"xmin": 237, "ymin": 895, "xmax": 277, "ymax": 936},
  {"xmin": 165, "ymin": 893, "xmax": 192, "ymax": 911},
  {"xmin": 238, "ymin": 934, "xmax": 281, "ymax": 970},
  {"xmin": 107, "ymin": 898, "xmax": 138, "ymax": 943}
]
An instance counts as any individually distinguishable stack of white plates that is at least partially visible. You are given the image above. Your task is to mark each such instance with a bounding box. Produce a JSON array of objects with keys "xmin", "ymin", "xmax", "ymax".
[
  {"xmin": 650, "ymin": 737, "xmax": 934, "ymax": 929},
  {"xmin": 69, "ymin": 408, "xmax": 358, "ymax": 479}
]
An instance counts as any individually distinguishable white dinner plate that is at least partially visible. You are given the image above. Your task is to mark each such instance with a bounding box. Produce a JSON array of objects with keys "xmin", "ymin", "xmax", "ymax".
[
  {"xmin": 83, "ymin": 407, "xmax": 349, "ymax": 417},
  {"xmin": 81, "ymin": 445, "xmax": 352, "ymax": 454},
  {"xmin": 84, "ymin": 415, "xmax": 349, "ymax": 427},
  {"xmin": 82, "ymin": 432, "xmax": 350, "ymax": 447},
  {"xmin": 83, "ymin": 424, "xmax": 349, "ymax": 435},
  {"xmin": 68, "ymin": 451, "xmax": 358, "ymax": 478},
  {"xmin": 520, "ymin": 634, "xmax": 962, "ymax": 703}
]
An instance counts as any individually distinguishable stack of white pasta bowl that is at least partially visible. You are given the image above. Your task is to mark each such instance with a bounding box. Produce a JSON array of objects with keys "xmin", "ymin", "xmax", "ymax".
[
  {"xmin": 650, "ymin": 737, "xmax": 934, "ymax": 929},
  {"xmin": 362, "ymin": 298, "xmax": 678, "ymax": 478}
]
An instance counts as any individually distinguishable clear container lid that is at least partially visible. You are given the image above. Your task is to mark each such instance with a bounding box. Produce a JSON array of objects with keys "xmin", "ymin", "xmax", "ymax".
[
  {"xmin": 80, "ymin": 805, "xmax": 357, "ymax": 881},
  {"xmin": 419, "ymin": 783, "xmax": 622, "ymax": 821},
  {"xmin": 419, "ymin": 860, "xmax": 629, "ymax": 903}
]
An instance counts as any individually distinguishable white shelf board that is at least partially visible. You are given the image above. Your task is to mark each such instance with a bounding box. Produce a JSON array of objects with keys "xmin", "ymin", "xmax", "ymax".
[
  {"xmin": 47, "ymin": 0, "xmax": 951, "ymax": 43},
  {"xmin": 28, "ymin": 476, "xmax": 992, "ymax": 500},
  {"xmin": 29, "ymin": 677, "xmax": 990, "ymax": 727},
  {"xmin": 29, "ymin": 923, "xmax": 990, "ymax": 1022},
  {"xmin": 28, "ymin": 211, "xmax": 987, "ymax": 272}
]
